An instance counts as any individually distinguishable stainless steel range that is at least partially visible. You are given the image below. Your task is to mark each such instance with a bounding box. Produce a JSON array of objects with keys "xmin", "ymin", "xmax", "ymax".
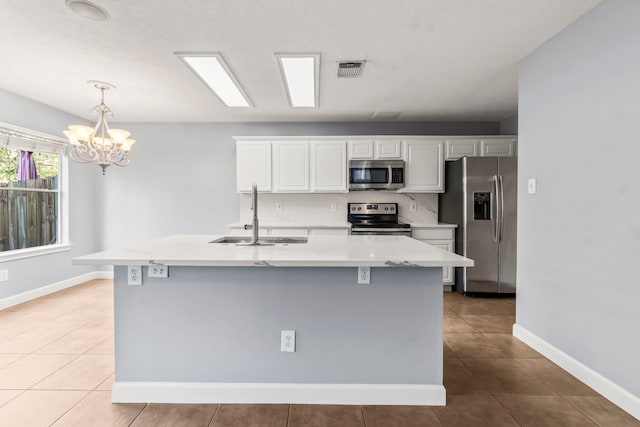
[{"xmin": 348, "ymin": 203, "xmax": 412, "ymax": 236}]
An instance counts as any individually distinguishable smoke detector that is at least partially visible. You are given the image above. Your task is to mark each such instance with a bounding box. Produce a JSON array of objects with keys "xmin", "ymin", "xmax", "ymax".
[{"xmin": 336, "ymin": 61, "xmax": 366, "ymax": 78}]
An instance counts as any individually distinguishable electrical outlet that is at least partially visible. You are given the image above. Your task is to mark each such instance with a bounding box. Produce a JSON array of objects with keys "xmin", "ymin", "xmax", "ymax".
[
  {"xmin": 0, "ymin": 269, "xmax": 8, "ymax": 282},
  {"xmin": 128, "ymin": 265, "xmax": 142, "ymax": 285},
  {"xmin": 528, "ymin": 178, "xmax": 537, "ymax": 194},
  {"xmin": 276, "ymin": 202, "xmax": 283, "ymax": 212},
  {"xmin": 358, "ymin": 266, "xmax": 371, "ymax": 284},
  {"xmin": 148, "ymin": 265, "xmax": 169, "ymax": 278},
  {"xmin": 281, "ymin": 330, "xmax": 296, "ymax": 352},
  {"xmin": 331, "ymin": 203, "xmax": 337, "ymax": 212},
  {"xmin": 409, "ymin": 202, "xmax": 417, "ymax": 212}
]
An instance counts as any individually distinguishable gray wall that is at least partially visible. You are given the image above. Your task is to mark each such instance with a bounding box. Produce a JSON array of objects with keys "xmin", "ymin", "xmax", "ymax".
[
  {"xmin": 114, "ymin": 265, "xmax": 443, "ymax": 384},
  {"xmin": 101, "ymin": 121, "xmax": 499, "ymax": 249},
  {"xmin": 0, "ymin": 89, "xmax": 100, "ymax": 298},
  {"xmin": 517, "ymin": 0, "xmax": 640, "ymax": 397}
]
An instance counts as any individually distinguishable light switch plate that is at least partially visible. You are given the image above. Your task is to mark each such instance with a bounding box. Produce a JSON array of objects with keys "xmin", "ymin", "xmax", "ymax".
[
  {"xmin": 528, "ymin": 178, "xmax": 537, "ymax": 194},
  {"xmin": 409, "ymin": 202, "xmax": 417, "ymax": 212}
]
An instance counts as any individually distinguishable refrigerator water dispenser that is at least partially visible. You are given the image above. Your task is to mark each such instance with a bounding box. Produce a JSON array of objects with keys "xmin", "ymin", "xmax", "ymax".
[{"xmin": 473, "ymin": 192, "xmax": 491, "ymax": 220}]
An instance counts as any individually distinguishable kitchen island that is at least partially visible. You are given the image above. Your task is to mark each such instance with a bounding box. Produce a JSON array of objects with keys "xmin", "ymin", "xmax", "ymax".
[{"xmin": 74, "ymin": 234, "xmax": 473, "ymax": 405}]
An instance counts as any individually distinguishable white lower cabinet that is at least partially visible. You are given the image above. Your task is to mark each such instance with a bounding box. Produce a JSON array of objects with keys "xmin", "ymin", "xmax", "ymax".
[{"xmin": 412, "ymin": 226, "xmax": 456, "ymax": 288}]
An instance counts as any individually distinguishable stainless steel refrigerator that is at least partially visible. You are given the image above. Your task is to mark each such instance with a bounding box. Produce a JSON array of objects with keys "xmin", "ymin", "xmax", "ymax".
[{"xmin": 439, "ymin": 157, "xmax": 517, "ymax": 294}]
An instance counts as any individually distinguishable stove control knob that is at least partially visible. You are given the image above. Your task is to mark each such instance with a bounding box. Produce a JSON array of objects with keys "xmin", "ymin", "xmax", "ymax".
[
  {"xmin": 384, "ymin": 207, "xmax": 389, "ymax": 211},
  {"xmin": 357, "ymin": 207, "xmax": 362, "ymax": 211}
]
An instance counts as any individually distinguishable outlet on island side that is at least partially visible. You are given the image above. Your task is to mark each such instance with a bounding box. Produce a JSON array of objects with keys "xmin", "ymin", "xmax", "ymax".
[
  {"xmin": 0, "ymin": 269, "xmax": 8, "ymax": 282},
  {"xmin": 281, "ymin": 330, "xmax": 296, "ymax": 352},
  {"xmin": 128, "ymin": 265, "xmax": 142, "ymax": 285},
  {"xmin": 148, "ymin": 265, "xmax": 169, "ymax": 278},
  {"xmin": 358, "ymin": 266, "xmax": 371, "ymax": 284}
]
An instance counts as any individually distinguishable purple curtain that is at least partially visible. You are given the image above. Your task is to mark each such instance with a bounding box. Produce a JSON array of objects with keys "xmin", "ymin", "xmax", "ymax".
[{"xmin": 17, "ymin": 150, "xmax": 38, "ymax": 181}]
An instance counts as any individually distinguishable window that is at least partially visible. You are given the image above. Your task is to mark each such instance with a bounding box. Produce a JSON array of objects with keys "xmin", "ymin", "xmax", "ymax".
[{"xmin": 0, "ymin": 122, "xmax": 68, "ymax": 257}]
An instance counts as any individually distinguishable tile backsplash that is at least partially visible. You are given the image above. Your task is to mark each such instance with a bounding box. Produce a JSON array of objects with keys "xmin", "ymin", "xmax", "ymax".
[{"xmin": 238, "ymin": 192, "xmax": 438, "ymax": 225}]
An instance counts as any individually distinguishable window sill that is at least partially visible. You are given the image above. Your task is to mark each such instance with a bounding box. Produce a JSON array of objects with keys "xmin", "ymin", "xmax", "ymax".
[{"xmin": 0, "ymin": 244, "xmax": 73, "ymax": 262}]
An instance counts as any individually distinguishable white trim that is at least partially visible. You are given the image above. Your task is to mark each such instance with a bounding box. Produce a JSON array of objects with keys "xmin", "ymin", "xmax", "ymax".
[
  {"xmin": 513, "ymin": 324, "xmax": 640, "ymax": 421},
  {"xmin": 0, "ymin": 270, "xmax": 109, "ymax": 310},
  {"xmin": 112, "ymin": 382, "xmax": 446, "ymax": 406},
  {"xmin": 94, "ymin": 269, "xmax": 114, "ymax": 279},
  {"xmin": 232, "ymin": 135, "xmax": 516, "ymax": 142},
  {"xmin": 0, "ymin": 244, "xmax": 72, "ymax": 263}
]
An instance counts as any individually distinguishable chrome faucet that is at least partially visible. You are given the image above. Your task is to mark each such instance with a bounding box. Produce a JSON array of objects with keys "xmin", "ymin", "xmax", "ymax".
[{"xmin": 243, "ymin": 183, "xmax": 260, "ymax": 245}]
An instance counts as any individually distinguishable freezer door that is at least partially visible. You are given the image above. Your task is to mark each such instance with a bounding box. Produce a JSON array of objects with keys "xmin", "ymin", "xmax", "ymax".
[
  {"xmin": 464, "ymin": 157, "xmax": 499, "ymax": 293},
  {"xmin": 497, "ymin": 157, "xmax": 517, "ymax": 293}
]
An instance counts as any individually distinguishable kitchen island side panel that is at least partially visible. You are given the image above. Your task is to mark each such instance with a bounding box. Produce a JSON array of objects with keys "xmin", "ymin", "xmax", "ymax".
[{"xmin": 113, "ymin": 266, "xmax": 443, "ymax": 385}]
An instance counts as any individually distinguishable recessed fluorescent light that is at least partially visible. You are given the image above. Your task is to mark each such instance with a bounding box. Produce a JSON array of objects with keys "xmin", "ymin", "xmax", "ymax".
[
  {"xmin": 276, "ymin": 54, "xmax": 319, "ymax": 108},
  {"xmin": 176, "ymin": 53, "xmax": 252, "ymax": 107}
]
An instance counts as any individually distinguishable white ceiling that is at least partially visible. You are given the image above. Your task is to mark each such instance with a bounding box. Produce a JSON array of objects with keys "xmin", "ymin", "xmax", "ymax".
[{"xmin": 0, "ymin": 0, "xmax": 601, "ymax": 123}]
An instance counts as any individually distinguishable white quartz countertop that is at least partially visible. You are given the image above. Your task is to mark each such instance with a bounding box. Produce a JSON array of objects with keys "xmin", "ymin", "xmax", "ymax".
[
  {"xmin": 73, "ymin": 235, "xmax": 474, "ymax": 268},
  {"xmin": 228, "ymin": 222, "xmax": 351, "ymax": 229},
  {"xmin": 410, "ymin": 223, "xmax": 457, "ymax": 228}
]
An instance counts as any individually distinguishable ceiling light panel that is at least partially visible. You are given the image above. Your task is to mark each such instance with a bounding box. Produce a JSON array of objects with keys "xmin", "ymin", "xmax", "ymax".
[
  {"xmin": 176, "ymin": 54, "xmax": 252, "ymax": 107},
  {"xmin": 276, "ymin": 54, "xmax": 319, "ymax": 108}
]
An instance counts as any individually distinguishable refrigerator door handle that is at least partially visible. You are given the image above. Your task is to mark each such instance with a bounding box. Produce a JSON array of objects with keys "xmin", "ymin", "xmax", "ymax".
[
  {"xmin": 498, "ymin": 175, "xmax": 505, "ymax": 243},
  {"xmin": 491, "ymin": 175, "xmax": 499, "ymax": 243}
]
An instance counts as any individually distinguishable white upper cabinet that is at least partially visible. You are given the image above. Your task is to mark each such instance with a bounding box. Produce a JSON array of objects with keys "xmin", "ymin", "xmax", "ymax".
[
  {"xmin": 375, "ymin": 140, "xmax": 402, "ymax": 159},
  {"xmin": 310, "ymin": 141, "xmax": 347, "ymax": 192},
  {"xmin": 480, "ymin": 138, "xmax": 516, "ymax": 157},
  {"xmin": 348, "ymin": 140, "xmax": 375, "ymax": 159},
  {"xmin": 272, "ymin": 141, "xmax": 309, "ymax": 192},
  {"xmin": 236, "ymin": 141, "xmax": 272, "ymax": 192},
  {"xmin": 349, "ymin": 139, "xmax": 402, "ymax": 159},
  {"xmin": 445, "ymin": 139, "xmax": 480, "ymax": 160},
  {"xmin": 402, "ymin": 140, "xmax": 444, "ymax": 192},
  {"xmin": 445, "ymin": 136, "xmax": 517, "ymax": 160}
]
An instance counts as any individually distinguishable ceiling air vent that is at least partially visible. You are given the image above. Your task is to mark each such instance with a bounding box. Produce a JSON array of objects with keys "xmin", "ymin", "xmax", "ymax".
[{"xmin": 337, "ymin": 61, "xmax": 366, "ymax": 78}]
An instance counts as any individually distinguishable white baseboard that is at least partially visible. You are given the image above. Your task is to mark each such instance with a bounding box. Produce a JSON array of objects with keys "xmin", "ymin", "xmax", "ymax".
[
  {"xmin": 112, "ymin": 382, "xmax": 446, "ymax": 406},
  {"xmin": 513, "ymin": 324, "xmax": 640, "ymax": 420},
  {"xmin": 0, "ymin": 270, "xmax": 113, "ymax": 310}
]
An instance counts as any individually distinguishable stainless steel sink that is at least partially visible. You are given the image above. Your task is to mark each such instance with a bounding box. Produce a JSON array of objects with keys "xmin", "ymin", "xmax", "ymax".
[{"xmin": 210, "ymin": 236, "xmax": 308, "ymax": 245}]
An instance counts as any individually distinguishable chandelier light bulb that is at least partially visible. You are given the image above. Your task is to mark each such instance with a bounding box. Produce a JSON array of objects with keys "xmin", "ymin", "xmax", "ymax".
[{"xmin": 64, "ymin": 81, "xmax": 135, "ymax": 174}]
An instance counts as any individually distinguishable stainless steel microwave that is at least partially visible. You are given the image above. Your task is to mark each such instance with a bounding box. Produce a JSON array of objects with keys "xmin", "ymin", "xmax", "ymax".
[{"xmin": 348, "ymin": 160, "xmax": 405, "ymax": 190}]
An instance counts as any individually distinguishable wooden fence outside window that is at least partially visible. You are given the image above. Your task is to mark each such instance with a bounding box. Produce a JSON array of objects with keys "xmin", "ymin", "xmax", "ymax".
[{"xmin": 0, "ymin": 176, "xmax": 58, "ymax": 252}]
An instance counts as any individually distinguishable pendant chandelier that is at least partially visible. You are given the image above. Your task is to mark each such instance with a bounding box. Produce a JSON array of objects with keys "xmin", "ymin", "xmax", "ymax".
[{"xmin": 64, "ymin": 80, "xmax": 135, "ymax": 175}]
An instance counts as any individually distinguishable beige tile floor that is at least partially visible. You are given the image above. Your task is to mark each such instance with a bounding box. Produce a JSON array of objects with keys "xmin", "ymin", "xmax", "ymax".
[{"xmin": 0, "ymin": 280, "xmax": 637, "ymax": 426}]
